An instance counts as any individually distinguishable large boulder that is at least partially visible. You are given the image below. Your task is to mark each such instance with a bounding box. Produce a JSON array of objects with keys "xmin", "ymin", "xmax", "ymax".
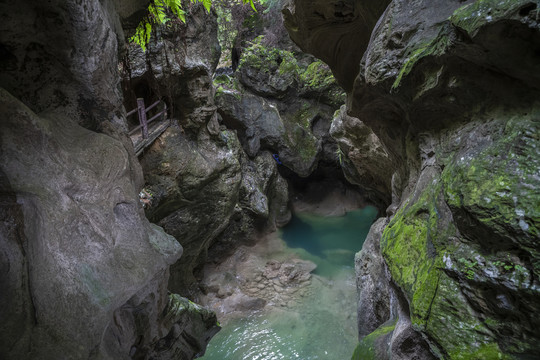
[
  {"xmin": 139, "ymin": 125, "xmax": 243, "ymax": 293},
  {"xmin": 330, "ymin": 106, "xmax": 394, "ymax": 209},
  {"xmin": 207, "ymin": 151, "xmax": 291, "ymax": 264}
]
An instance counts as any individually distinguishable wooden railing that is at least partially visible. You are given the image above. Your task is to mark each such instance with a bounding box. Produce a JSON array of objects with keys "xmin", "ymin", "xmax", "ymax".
[{"xmin": 127, "ymin": 98, "xmax": 167, "ymax": 139}]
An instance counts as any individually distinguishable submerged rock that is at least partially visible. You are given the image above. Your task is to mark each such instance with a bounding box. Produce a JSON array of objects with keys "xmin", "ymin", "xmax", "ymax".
[{"xmin": 198, "ymin": 234, "xmax": 317, "ymax": 320}]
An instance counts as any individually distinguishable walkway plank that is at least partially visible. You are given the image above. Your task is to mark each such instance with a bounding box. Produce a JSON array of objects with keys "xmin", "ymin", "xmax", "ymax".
[{"xmin": 131, "ymin": 118, "xmax": 171, "ymax": 156}]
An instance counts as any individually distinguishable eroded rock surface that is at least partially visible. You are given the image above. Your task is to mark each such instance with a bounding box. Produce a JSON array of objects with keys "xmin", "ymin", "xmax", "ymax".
[
  {"xmin": 282, "ymin": 0, "xmax": 391, "ymax": 91},
  {"xmin": 0, "ymin": 1, "xmax": 220, "ymax": 359},
  {"xmin": 125, "ymin": 10, "xmax": 291, "ymax": 296},
  {"xmin": 215, "ymin": 36, "xmax": 345, "ymax": 178},
  {"xmin": 286, "ymin": 0, "xmax": 540, "ymax": 358}
]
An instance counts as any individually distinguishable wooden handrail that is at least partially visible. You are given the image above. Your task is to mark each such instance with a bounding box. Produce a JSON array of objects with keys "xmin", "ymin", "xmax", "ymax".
[
  {"xmin": 125, "ymin": 98, "xmax": 167, "ymax": 139},
  {"xmin": 145, "ymin": 100, "xmax": 160, "ymax": 113},
  {"xmin": 128, "ymin": 109, "xmax": 167, "ymax": 135},
  {"xmin": 147, "ymin": 108, "xmax": 167, "ymax": 123}
]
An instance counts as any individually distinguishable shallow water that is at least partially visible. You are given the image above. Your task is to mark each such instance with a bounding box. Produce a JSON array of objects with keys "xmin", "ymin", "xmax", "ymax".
[
  {"xmin": 283, "ymin": 206, "xmax": 378, "ymax": 277},
  {"xmin": 200, "ymin": 206, "xmax": 377, "ymax": 360}
]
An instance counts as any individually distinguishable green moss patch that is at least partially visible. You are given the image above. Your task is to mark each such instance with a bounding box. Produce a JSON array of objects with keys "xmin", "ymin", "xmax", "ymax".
[
  {"xmin": 451, "ymin": 0, "xmax": 535, "ymax": 36},
  {"xmin": 239, "ymin": 36, "xmax": 300, "ymax": 76},
  {"xmin": 351, "ymin": 320, "xmax": 397, "ymax": 360},
  {"xmin": 441, "ymin": 116, "xmax": 540, "ymax": 253},
  {"xmin": 392, "ymin": 25, "xmax": 453, "ymax": 90},
  {"xmin": 381, "ymin": 181, "xmax": 448, "ymax": 327}
]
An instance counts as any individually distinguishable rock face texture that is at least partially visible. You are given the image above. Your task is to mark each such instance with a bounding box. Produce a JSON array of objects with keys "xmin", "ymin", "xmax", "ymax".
[
  {"xmin": 285, "ymin": 0, "xmax": 540, "ymax": 359},
  {"xmin": 0, "ymin": 1, "xmax": 219, "ymax": 359},
  {"xmin": 123, "ymin": 8, "xmax": 291, "ymax": 296},
  {"xmin": 282, "ymin": 0, "xmax": 391, "ymax": 92},
  {"xmin": 215, "ymin": 36, "xmax": 346, "ymax": 178}
]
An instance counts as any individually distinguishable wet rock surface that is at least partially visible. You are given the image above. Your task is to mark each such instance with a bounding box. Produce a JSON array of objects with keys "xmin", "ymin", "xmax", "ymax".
[{"xmin": 287, "ymin": 0, "xmax": 540, "ymax": 358}]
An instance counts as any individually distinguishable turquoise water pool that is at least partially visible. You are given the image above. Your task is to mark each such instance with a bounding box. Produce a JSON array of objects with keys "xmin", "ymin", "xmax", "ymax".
[
  {"xmin": 200, "ymin": 206, "xmax": 377, "ymax": 360},
  {"xmin": 283, "ymin": 206, "xmax": 378, "ymax": 277}
]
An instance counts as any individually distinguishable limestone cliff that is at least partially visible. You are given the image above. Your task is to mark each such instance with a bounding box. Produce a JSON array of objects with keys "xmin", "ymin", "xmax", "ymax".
[
  {"xmin": 0, "ymin": 1, "xmax": 219, "ymax": 359},
  {"xmin": 285, "ymin": 0, "xmax": 540, "ymax": 359},
  {"xmin": 120, "ymin": 3, "xmax": 292, "ymax": 298}
]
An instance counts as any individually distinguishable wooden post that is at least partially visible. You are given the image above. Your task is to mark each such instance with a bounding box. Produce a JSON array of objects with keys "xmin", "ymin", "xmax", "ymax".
[{"xmin": 137, "ymin": 98, "xmax": 149, "ymax": 139}]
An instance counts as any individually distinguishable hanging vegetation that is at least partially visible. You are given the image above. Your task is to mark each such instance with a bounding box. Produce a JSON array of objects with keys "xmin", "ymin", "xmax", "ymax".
[{"xmin": 131, "ymin": 0, "xmax": 257, "ymax": 51}]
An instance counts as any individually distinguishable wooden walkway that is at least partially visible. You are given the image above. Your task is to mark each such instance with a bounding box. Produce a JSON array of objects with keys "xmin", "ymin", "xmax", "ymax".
[
  {"xmin": 126, "ymin": 98, "xmax": 170, "ymax": 156},
  {"xmin": 130, "ymin": 118, "xmax": 170, "ymax": 156}
]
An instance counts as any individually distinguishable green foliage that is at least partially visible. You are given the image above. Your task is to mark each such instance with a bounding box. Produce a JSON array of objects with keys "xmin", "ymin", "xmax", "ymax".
[
  {"xmin": 457, "ymin": 258, "xmax": 477, "ymax": 280},
  {"xmin": 492, "ymin": 255, "xmax": 528, "ymax": 274},
  {"xmin": 131, "ymin": 0, "xmax": 257, "ymax": 51},
  {"xmin": 336, "ymin": 146, "xmax": 343, "ymax": 164}
]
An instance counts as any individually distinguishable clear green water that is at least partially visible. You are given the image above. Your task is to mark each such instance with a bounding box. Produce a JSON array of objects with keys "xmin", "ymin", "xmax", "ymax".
[
  {"xmin": 283, "ymin": 207, "xmax": 378, "ymax": 277},
  {"xmin": 200, "ymin": 206, "xmax": 378, "ymax": 360}
]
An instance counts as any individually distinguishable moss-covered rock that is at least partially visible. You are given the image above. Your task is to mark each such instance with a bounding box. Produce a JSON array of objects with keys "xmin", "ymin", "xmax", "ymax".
[
  {"xmin": 442, "ymin": 116, "xmax": 540, "ymax": 255},
  {"xmin": 439, "ymin": 114, "xmax": 540, "ymax": 356},
  {"xmin": 450, "ymin": 0, "xmax": 537, "ymax": 36},
  {"xmin": 298, "ymin": 60, "xmax": 346, "ymax": 107},
  {"xmin": 381, "ymin": 173, "xmax": 452, "ymax": 329},
  {"xmin": 237, "ymin": 36, "xmax": 300, "ymax": 98},
  {"xmin": 351, "ymin": 320, "xmax": 396, "ymax": 360},
  {"xmin": 380, "ymin": 165, "xmax": 521, "ymax": 358}
]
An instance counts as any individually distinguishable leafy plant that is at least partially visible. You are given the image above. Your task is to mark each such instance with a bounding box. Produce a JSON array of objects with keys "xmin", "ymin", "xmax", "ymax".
[
  {"xmin": 131, "ymin": 0, "xmax": 257, "ymax": 51},
  {"xmin": 492, "ymin": 254, "xmax": 527, "ymax": 274},
  {"xmin": 336, "ymin": 146, "xmax": 344, "ymax": 165},
  {"xmin": 458, "ymin": 257, "xmax": 477, "ymax": 280}
]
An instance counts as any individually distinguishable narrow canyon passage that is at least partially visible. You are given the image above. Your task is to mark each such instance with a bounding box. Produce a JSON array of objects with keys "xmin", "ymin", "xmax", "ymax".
[
  {"xmin": 200, "ymin": 205, "xmax": 377, "ymax": 360},
  {"xmin": 2, "ymin": 1, "xmax": 539, "ymax": 359}
]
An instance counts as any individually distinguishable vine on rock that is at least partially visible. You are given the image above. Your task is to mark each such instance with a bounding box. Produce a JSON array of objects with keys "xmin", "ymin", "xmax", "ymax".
[{"xmin": 131, "ymin": 0, "xmax": 257, "ymax": 51}]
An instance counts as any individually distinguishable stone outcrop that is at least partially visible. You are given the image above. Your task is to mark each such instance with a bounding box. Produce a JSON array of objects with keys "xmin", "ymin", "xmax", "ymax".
[
  {"xmin": 330, "ymin": 106, "xmax": 394, "ymax": 208},
  {"xmin": 285, "ymin": 0, "xmax": 540, "ymax": 358},
  {"xmin": 0, "ymin": 1, "xmax": 220, "ymax": 359},
  {"xmin": 122, "ymin": 3, "xmax": 221, "ymax": 134},
  {"xmin": 215, "ymin": 36, "xmax": 345, "ymax": 178},
  {"xmin": 124, "ymin": 8, "xmax": 291, "ymax": 296},
  {"xmin": 282, "ymin": 0, "xmax": 391, "ymax": 91}
]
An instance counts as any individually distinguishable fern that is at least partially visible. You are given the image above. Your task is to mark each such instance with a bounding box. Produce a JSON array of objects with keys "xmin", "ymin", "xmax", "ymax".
[{"xmin": 130, "ymin": 0, "xmax": 257, "ymax": 51}]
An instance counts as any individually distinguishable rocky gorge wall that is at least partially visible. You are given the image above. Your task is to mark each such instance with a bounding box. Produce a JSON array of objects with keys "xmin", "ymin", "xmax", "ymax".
[
  {"xmin": 0, "ymin": 1, "xmax": 220, "ymax": 359},
  {"xmin": 284, "ymin": 0, "xmax": 540, "ymax": 359},
  {"xmin": 122, "ymin": 3, "xmax": 362, "ymax": 302},
  {"xmin": 3, "ymin": 0, "xmax": 538, "ymax": 359}
]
